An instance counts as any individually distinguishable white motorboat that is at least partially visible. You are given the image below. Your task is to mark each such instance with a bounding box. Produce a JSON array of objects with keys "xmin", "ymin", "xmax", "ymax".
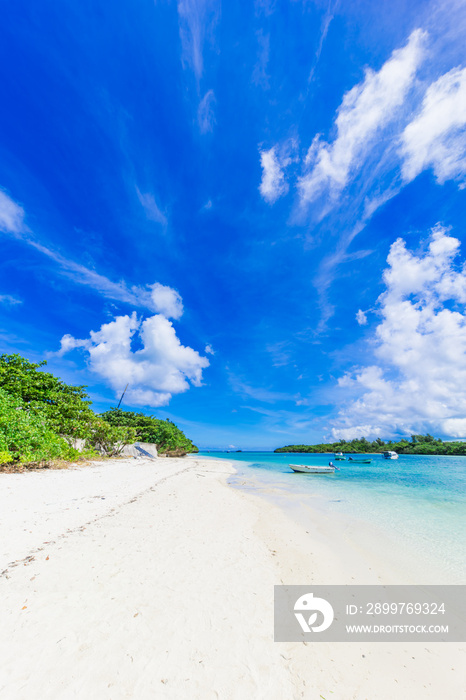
[
  {"xmin": 383, "ymin": 451, "xmax": 399, "ymax": 460},
  {"xmin": 290, "ymin": 463, "xmax": 336, "ymax": 474}
]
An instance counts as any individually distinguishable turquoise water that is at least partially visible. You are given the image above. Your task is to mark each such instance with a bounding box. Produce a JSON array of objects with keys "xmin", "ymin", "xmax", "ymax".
[{"xmin": 199, "ymin": 451, "xmax": 466, "ymax": 582}]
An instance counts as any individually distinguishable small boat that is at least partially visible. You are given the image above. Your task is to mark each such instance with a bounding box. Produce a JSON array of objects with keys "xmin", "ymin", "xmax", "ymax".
[
  {"xmin": 348, "ymin": 457, "xmax": 372, "ymax": 464},
  {"xmin": 334, "ymin": 452, "xmax": 345, "ymax": 460},
  {"xmin": 383, "ymin": 451, "xmax": 399, "ymax": 460},
  {"xmin": 290, "ymin": 463, "xmax": 336, "ymax": 474}
]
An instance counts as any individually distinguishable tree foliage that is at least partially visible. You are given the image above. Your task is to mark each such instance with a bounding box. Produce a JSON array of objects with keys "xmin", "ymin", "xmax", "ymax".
[
  {"xmin": 0, "ymin": 388, "xmax": 79, "ymax": 464},
  {"xmin": 100, "ymin": 408, "xmax": 198, "ymax": 454},
  {"xmin": 0, "ymin": 353, "xmax": 94, "ymax": 438},
  {"xmin": 0, "ymin": 353, "xmax": 135, "ymax": 461},
  {"xmin": 275, "ymin": 434, "xmax": 466, "ymax": 455}
]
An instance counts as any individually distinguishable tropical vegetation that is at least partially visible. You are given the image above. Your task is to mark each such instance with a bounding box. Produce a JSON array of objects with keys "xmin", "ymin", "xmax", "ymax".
[
  {"xmin": 275, "ymin": 434, "xmax": 466, "ymax": 455},
  {"xmin": 100, "ymin": 408, "xmax": 199, "ymax": 455},
  {"xmin": 0, "ymin": 353, "xmax": 197, "ymax": 466}
]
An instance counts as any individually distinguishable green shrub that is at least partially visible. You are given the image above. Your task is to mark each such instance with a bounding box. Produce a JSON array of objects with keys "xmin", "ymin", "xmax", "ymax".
[
  {"xmin": 0, "ymin": 353, "xmax": 95, "ymax": 439},
  {"xmin": 0, "ymin": 353, "xmax": 196, "ymax": 462},
  {"xmin": 0, "ymin": 388, "xmax": 80, "ymax": 463},
  {"xmin": 85, "ymin": 417, "xmax": 137, "ymax": 456},
  {"xmin": 100, "ymin": 408, "xmax": 198, "ymax": 453}
]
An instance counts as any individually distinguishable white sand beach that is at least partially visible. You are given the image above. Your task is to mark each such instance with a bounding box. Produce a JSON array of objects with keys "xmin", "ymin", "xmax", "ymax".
[{"xmin": 0, "ymin": 456, "xmax": 464, "ymax": 699}]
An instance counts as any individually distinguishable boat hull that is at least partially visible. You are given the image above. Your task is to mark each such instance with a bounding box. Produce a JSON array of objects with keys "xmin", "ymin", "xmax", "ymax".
[{"xmin": 290, "ymin": 464, "xmax": 335, "ymax": 474}]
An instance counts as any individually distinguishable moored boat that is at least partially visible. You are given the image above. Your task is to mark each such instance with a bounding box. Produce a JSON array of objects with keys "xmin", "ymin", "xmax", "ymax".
[
  {"xmin": 383, "ymin": 451, "xmax": 399, "ymax": 460},
  {"xmin": 290, "ymin": 463, "xmax": 336, "ymax": 474},
  {"xmin": 334, "ymin": 452, "xmax": 345, "ymax": 460},
  {"xmin": 348, "ymin": 456, "xmax": 372, "ymax": 464}
]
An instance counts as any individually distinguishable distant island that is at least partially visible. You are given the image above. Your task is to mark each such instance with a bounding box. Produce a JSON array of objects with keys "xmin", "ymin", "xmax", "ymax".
[{"xmin": 275, "ymin": 434, "xmax": 466, "ymax": 456}]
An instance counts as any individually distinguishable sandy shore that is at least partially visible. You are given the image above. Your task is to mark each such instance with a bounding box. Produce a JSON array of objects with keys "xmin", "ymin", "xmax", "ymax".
[{"xmin": 0, "ymin": 456, "xmax": 464, "ymax": 699}]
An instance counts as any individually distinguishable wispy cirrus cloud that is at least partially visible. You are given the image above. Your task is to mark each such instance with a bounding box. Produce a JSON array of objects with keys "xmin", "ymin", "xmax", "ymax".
[
  {"xmin": 298, "ymin": 29, "xmax": 426, "ymax": 209},
  {"xmin": 308, "ymin": 0, "xmax": 339, "ymax": 84},
  {"xmin": 330, "ymin": 225, "xmax": 466, "ymax": 439},
  {"xmin": 255, "ymin": 22, "xmax": 466, "ymax": 329},
  {"xmin": 231, "ymin": 376, "xmax": 296, "ymax": 403},
  {"xmin": 252, "ymin": 29, "xmax": 270, "ymax": 89},
  {"xmin": 0, "ymin": 188, "xmax": 181, "ymax": 315},
  {"xmin": 0, "ymin": 294, "xmax": 22, "ymax": 306},
  {"xmin": 0, "ymin": 189, "xmax": 26, "ymax": 235},
  {"xmin": 177, "ymin": 0, "xmax": 219, "ymax": 134},
  {"xmin": 177, "ymin": 0, "xmax": 219, "ymax": 82},
  {"xmin": 198, "ymin": 89, "xmax": 216, "ymax": 133},
  {"xmin": 136, "ymin": 187, "xmax": 167, "ymax": 226}
]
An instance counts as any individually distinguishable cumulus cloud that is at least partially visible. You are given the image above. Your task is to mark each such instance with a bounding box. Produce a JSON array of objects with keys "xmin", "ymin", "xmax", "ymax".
[
  {"xmin": 259, "ymin": 147, "xmax": 287, "ymax": 203},
  {"xmin": 259, "ymin": 141, "xmax": 297, "ymax": 203},
  {"xmin": 198, "ymin": 89, "xmax": 216, "ymax": 133},
  {"xmin": 0, "ymin": 189, "xmax": 26, "ymax": 234},
  {"xmin": 356, "ymin": 309, "xmax": 368, "ymax": 325},
  {"xmin": 149, "ymin": 283, "xmax": 184, "ymax": 319},
  {"xmin": 298, "ymin": 29, "xmax": 426, "ymax": 206},
  {"xmin": 400, "ymin": 66, "xmax": 466, "ymax": 186},
  {"xmin": 58, "ymin": 311, "xmax": 210, "ymax": 408},
  {"xmin": 331, "ymin": 225, "xmax": 466, "ymax": 439}
]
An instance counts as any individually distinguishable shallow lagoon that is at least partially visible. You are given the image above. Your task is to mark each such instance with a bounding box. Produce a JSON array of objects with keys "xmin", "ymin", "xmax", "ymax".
[{"xmin": 200, "ymin": 451, "xmax": 466, "ymax": 583}]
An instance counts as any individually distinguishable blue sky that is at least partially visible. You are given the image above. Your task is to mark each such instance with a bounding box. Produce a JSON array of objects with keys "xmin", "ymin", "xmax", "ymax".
[{"xmin": 2, "ymin": 0, "xmax": 466, "ymax": 449}]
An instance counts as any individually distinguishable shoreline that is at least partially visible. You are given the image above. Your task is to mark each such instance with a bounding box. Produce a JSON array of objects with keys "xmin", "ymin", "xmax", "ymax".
[
  {"xmin": 228, "ymin": 471, "xmax": 460, "ymax": 586},
  {"xmin": 216, "ymin": 451, "xmax": 466, "ymax": 585},
  {"xmin": 0, "ymin": 456, "xmax": 464, "ymax": 698}
]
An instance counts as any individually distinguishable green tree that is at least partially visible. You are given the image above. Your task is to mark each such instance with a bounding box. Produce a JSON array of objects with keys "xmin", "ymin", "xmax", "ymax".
[
  {"xmin": 0, "ymin": 388, "xmax": 78, "ymax": 464},
  {"xmin": 100, "ymin": 408, "xmax": 198, "ymax": 454},
  {"xmin": 0, "ymin": 353, "xmax": 135, "ymax": 459},
  {"xmin": 0, "ymin": 353, "xmax": 94, "ymax": 438}
]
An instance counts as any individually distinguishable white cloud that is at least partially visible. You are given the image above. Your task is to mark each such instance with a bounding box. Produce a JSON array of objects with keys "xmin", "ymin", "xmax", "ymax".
[
  {"xmin": 205, "ymin": 344, "xmax": 215, "ymax": 354},
  {"xmin": 201, "ymin": 199, "xmax": 213, "ymax": 211},
  {"xmin": 0, "ymin": 188, "xmax": 184, "ymax": 314},
  {"xmin": 0, "ymin": 294, "xmax": 22, "ymax": 306},
  {"xmin": 198, "ymin": 89, "xmax": 216, "ymax": 133},
  {"xmin": 31, "ymin": 238, "xmax": 180, "ymax": 312},
  {"xmin": 177, "ymin": 0, "xmax": 218, "ymax": 81},
  {"xmin": 298, "ymin": 29, "xmax": 426, "ymax": 206},
  {"xmin": 331, "ymin": 225, "xmax": 466, "ymax": 439},
  {"xmin": 308, "ymin": 0, "xmax": 337, "ymax": 84},
  {"xmin": 58, "ymin": 311, "xmax": 210, "ymax": 408},
  {"xmin": 400, "ymin": 66, "xmax": 466, "ymax": 186},
  {"xmin": 356, "ymin": 309, "xmax": 368, "ymax": 325},
  {"xmin": 259, "ymin": 147, "xmax": 287, "ymax": 203},
  {"xmin": 259, "ymin": 141, "xmax": 297, "ymax": 204},
  {"xmin": 0, "ymin": 189, "xmax": 26, "ymax": 234},
  {"xmin": 136, "ymin": 188, "xmax": 167, "ymax": 225},
  {"xmin": 149, "ymin": 282, "xmax": 184, "ymax": 320},
  {"xmin": 252, "ymin": 30, "xmax": 270, "ymax": 89},
  {"xmin": 230, "ymin": 374, "xmax": 296, "ymax": 403}
]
